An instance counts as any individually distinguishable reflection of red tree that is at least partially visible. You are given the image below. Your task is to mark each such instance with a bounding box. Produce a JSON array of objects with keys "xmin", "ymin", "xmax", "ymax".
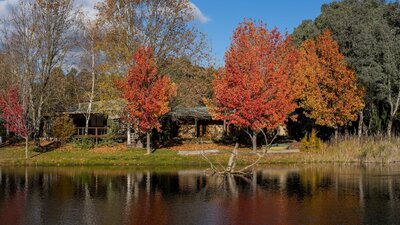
[
  {"xmin": 0, "ymin": 191, "xmax": 27, "ymax": 225},
  {"xmin": 216, "ymin": 189, "xmax": 360, "ymax": 224},
  {"xmin": 128, "ymin": 191, "xmax": 169, "ymax": 225},
  {"xmin": 216, "ymin": 192, "xmax": 300, "ymax": 225}
]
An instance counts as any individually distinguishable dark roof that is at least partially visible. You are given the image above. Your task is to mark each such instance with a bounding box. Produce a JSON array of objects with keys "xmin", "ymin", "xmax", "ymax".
[
  {"xmin": 166, "ymin": 106, "xmax": 212, "ymax": 120},
  {"xmin": 64, "ymin": 100, "xmax": 125, "ymax": 119},
  {"xmin": 66, "ymin": 100, "xmax": 213, "ymax": 120}
]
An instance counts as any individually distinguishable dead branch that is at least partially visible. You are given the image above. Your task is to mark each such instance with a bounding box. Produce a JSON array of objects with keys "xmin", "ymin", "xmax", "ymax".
[
  {"xmin": 198, "ymin": 126, "xmax": 278, "ymax": 175},
  {"xmin": 237, "ymin": 129, "xmax": 278, "ymax": 173}
]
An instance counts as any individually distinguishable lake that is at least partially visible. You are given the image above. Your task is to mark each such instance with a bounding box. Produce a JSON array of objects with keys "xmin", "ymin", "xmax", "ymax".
[{"xmin": 0, "ymin": 165, "xmax": 399, "ymax": 225}]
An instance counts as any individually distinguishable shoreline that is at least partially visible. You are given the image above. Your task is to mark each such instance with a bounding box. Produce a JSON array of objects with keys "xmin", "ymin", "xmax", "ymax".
[{"xmin": 0, "ymin": 144, "xmax": 398, "ymax": 167}]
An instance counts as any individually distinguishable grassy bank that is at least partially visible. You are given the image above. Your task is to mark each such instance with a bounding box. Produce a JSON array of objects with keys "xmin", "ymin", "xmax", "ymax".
[
  {"xmin": 317, "ymin": 136, "xmax": 400, "ymax": 163},
  {"xmin": 0, "ymin": 137, "xmax": 399, "ymax": 167},
  {"xmin": 0, "ymin": 144, "xmax": 212, "ymax": 167}
]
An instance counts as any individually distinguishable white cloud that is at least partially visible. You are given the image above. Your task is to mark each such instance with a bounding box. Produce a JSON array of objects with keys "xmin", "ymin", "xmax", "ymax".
[
  {"xmin": 189, "ymin": 2, "xmax": 210, "ymax": 24},
  {"xmin": 0, "ymin": 0, "xmax": 19, "ymax": 16},
  {"xmin": 75, "ymin": 0, "xmax": 101, "ymax": 20},
  {"xmin": 0, "ymin": 0, "xmax": 210, "ymax": 24},
  {"xmin": 0, "ymin": 0, "xmax": 100, "ymax": 19}
]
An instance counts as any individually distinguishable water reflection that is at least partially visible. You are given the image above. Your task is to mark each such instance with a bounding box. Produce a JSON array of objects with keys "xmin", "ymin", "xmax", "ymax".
[{"xmin": 0, "ymin": 165, "xmax": 400, "ymax": 225}]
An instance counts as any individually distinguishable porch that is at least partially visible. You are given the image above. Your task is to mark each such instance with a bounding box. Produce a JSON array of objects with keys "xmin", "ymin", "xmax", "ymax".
[{"xmin": 75, "ymin": 127, "xmax": 108, "ymax": 138}]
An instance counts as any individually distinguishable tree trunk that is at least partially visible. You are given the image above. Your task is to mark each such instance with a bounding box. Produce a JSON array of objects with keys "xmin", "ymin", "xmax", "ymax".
[
  {"xmin": 85, "ymin": 41, "xmax": 96, "ymax": 136},
  {"xmin": 334, "ymin": 127, "xmax": 338, "ymax": 143},
  {"xmin": 25, "ymin": 136, "xmax": 28, "ymax": 159},
  {"xmin": 146, "ymin": 132, "xmax": 151, "ymax": 154},
  {"xmin": 33, "ymin": 129, "xmax": 40, "ymax": 149},
  {"xmin": 223, "ymin": 120, "xmax": 227, "ymax": 136},
  {"xmin": 387, "ymin": 88, "xmax": 400, "ymax": 138},
  {"xmin": 387, "ymin": 116, "xmax": 393, "ymax": 138},
  {"xmin": 32, "ymin": 94, "xmax": 44, "ymax": 149},
  {"xmin": 85, "ymin": 116, "xmax": 90, "ymax": 135},
  {"xmin": 194, "ymin": 119, "xmax": 198, "ymax": 138},
  {"xmin": 126, "ymin": 124, "xmax": 131, "ymax": 146},
  {"xmin": 358, "ymin": 110, "xmax": 363, "ymax": 138},
  {"xmin": 5, "ymin": 116, "xmax": 9, "ymax": 139},
  {"xmin": 252, "ymin": 131, "xmax": 257, "ymax": 153}
]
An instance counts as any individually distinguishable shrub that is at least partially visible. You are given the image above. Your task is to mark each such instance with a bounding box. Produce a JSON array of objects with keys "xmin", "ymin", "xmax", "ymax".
[
  {"xmin": 52, "ymin": 115, "xmax": 76, "ymax": 143},
  {"xmin": 72, "ymin": 137, "xmax": 94, "ymax": 149},
  {"xmin": 301, "ymin": 129, "xmax": 323, "ymax": 150},
  {"xmin": 98, "ymin": 136, "xmax": 116, "ymax": 147}
]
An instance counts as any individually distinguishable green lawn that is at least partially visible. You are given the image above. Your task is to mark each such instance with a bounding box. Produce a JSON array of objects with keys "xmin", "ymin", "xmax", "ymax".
[
  {"xmin": 1, "ymin": 136, "xmax": 399, "ymax": 167},
  {"xmin": 0, "ymin": 144, "xmax": 304, "ymax": 167},
  {"xmin": 0, "ymin": 146, "xmax": 212, "ymax": 167}
]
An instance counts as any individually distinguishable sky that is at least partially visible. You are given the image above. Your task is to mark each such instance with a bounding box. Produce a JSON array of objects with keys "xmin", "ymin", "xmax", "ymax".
[
  {"xmin": 0, "ymin": 0, "xmax": 333, "ymax": 64},
  {"xmin": 191, "ymin": 0, "xmax": 333, "ymax": 64}
]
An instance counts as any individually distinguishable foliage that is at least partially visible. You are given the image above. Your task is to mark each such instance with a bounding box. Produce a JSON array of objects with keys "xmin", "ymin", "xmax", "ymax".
[
  {"xmin": 117, "ymin": 46, "xmax": 177, "ymax": 133},
  {"xmin": 209, "ymin": 20, "xmax": 300, "ymax": 133},
  {"xmin": 0, "ymin": 87, "xmax": 27, "ymax": 139},
  {"xmin": 95, "ymin": 0, "xmax": 210, "ymax": 75},
  {"xmin": 296, "ymin": 29, "xmax": 364, "ymax": 132},
  {"xmin": 1, "ymin": 0, "xmax": 78, "ymax": 148},
  {"xmin": 96, "ymin": 74, "xmax": 122, "ymax": 103},
  {"xmin": 300, "ymin": 129, "xmax": 323, "ymax": 151},
  {"xmin": 51, "ymin": 115, "xmax": 76, "ymax": 143},
  {"xmin": 72, "ymin": 137, "xmax": 94, "ymax": 149},
  {"xmin": 314, "ymin": 0, "xmax": 390, "ymax": 104},
  {"xmin": 98, "ymin": 137, "xmax": 116, "ymax": 147},
  {"xmin": 167, "ymin": 59, "xmax": 215, "ymax": 108},
  {"xmin": 291, "ymin": 20, "xmax": 320, "ymax": 47},
  {"xmin": 294, "ymin": 0, "xmax": 400, "ymax": 136}
]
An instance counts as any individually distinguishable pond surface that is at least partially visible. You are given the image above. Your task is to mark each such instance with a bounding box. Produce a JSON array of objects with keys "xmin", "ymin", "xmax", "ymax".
[{"xmin": 0, "ymin": 165, "xmax": 400, "ymax": 225}]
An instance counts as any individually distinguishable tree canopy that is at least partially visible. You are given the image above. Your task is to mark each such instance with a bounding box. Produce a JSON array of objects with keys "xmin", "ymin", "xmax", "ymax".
[
  {"xmin": 296, "ymin": 29, "xmax": 364, "ymax": 138},
  {"xmin": 210, "ymin": 20, "xmax": 299, "ymax": 151}
]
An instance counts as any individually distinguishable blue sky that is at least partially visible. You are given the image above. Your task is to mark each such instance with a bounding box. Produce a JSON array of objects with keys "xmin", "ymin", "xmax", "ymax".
[
  {"xmin": 0, "ymin": 0, "xmax": 333, "ymax": 65},
  {"xmin": 191, "ymin": 0, "xmax": 333, "ymax": 64}
]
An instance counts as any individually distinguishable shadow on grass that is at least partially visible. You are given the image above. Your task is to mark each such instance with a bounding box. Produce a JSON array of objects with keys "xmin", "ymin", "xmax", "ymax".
[
  {"xmin": 30, "ymin": 141, "xmax": 62, "ymax": 158},
  {"xmin": 0, "ymin": 141, "xmax": 14, "ymax": 148},
  {"xmin": 158, "ymin": 138, "xmax": 183, "ymax": 149},
  {"xmin": 0, "ymin": 137, "xmax": 25, "ymax": 148}
]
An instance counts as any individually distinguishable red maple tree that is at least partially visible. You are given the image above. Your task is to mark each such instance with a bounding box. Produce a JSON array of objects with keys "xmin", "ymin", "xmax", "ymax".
[
  {"xmin": 209, "ymin": 20, "xmax": 299, "ymax": 152},
  {"xmin": 0, "ymin": 87, "xmax": 29, "ymax": 158},
  {"xmin": 118, "ymin": 46, "xmax": 176, "ymax": 154}
]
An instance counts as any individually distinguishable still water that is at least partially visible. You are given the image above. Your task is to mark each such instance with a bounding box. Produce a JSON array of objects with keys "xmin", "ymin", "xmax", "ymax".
[{"xmin": 0, "ymin": 165, "xmax": 400, "ymax": 225}]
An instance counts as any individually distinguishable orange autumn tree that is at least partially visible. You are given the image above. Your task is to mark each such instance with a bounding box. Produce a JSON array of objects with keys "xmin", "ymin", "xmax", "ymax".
[
  {"xmin": 118, "ymin": 46, "xmax": 176, "ymax": 154},
  {"xmin": 210, "ymin": 20, "xmax": 300, "ymax": 152},
  {"xmin": 296, "ymin": 29, "xmax": 364, "ymax": 140}
]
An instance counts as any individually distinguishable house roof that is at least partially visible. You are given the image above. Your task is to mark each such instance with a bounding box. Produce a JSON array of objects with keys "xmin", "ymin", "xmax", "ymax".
[
  {"xmin": 64, "ymin": 100, "xmax": 125, "ymax": 119},
  {"xmin": 65, "ymin": 100, "xmax": 213, "ymax": 120},
  {"xmin": 166, "ymin": 106, "xmax": 212, "ymax": 120}
]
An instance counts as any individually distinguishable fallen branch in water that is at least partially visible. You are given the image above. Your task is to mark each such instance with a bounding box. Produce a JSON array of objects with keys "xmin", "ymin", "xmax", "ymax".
[{"xmin": 199, "ymin": 127, "xmax": 278, "ymax": 175}]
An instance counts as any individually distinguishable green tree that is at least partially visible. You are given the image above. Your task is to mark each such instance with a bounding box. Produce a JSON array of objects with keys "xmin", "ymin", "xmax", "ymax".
[
  {"xmin": 294, "ymin": 0, "xmax": 400, "ymax": 136},
  {"xmin": 52, "ymin": 115, "xmax": 76, "ymax": 144},
  {"xmin": 292, "ymin": 20, "xmax": 320, "ymax": 47}
]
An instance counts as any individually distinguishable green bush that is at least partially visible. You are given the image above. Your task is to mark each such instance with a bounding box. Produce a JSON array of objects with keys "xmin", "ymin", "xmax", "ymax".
[
  {"xmin": 52, "ymin": 115, "xmax": 76, "ymax": 143},
  {"xmin": 72, "ymin": 137, "xmax": 94, "ymax": 149},
  {"xmin": 98, "ymin": 136, "xmax": 116, "ymax": 147},
  {"xmin": 301, "ymin": 129, "xmax": 323, "ymax": 150}
]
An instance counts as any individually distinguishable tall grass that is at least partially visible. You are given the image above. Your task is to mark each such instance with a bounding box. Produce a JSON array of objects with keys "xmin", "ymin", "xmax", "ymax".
[{"xmin": 316, "ymin": 135, "xmax": 400, "ymax": 163}]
